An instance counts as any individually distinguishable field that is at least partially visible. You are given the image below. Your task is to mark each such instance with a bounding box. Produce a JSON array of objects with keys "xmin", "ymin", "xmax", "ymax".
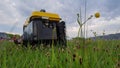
[{"xmin": 0, "ymin": 39, "xmax": 120, "ymax": 68}]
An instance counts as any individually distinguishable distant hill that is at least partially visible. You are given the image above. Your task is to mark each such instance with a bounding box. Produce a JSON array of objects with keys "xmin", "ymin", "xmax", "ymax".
[
  {"xmin": 91, "ymin": 33, "xmax": 120, "ymax": 40},
  {"xmin": 0, "ymin": 32, "xmax": 21, "ymax": 39},
  {"xmin": 0, "ymin": 32, "xmax": 8, "ymax": 39}
]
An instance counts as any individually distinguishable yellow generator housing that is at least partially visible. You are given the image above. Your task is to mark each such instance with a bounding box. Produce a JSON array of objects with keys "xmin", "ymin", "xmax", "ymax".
[{"xmin": 23, "ymin": 9, "xmax": 66, "ymax": 46}]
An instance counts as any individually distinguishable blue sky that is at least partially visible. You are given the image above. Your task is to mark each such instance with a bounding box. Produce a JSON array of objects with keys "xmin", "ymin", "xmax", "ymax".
[{"xmin": 0, "ymin": 0, "xmax": 120, "ymax": 38}]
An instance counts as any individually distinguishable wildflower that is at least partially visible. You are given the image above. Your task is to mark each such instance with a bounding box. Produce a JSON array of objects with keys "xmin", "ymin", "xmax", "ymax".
[{"xmin": 94, "ymin": 12, "xmax": 100, "ymax": 18}]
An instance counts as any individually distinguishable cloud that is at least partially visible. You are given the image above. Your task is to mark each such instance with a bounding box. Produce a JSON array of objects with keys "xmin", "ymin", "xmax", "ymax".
[
  {"xmin": 0, "ymin": 0, "xmax": 120, "ymax": 38},
  {"xmin": 87, "ymin": 16, "xmax": 120, "ymax": 37},
  {"xmin": 0, "ymin": 0, "xmax": 81, "ymax": 35},
  {"xmin": 102, "ymin": 0, "xmax": 120, "ymax": 19}
]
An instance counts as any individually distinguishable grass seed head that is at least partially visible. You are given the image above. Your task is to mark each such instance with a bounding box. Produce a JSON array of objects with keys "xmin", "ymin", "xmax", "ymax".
[
  {"xmin": 45, "ymin": 52, "xmax": 50, "ymax": 57},
  {"xmin": 57, "ymin": 56, "xmax": 60, "ymax": 59},
  {"xmin": 62, "ymin": 48, "xmax": 64, "ymax": 52},
  {"xmin": 117, "ymin": 45, "xmax": 120, "ymax": 48},
  {"xmin": 106, "ymin": 62, "xmax": 109, "ymax": 65},
  {"xmin": 58, "ymin": 48, "xmax": 61, "ymax": 53},
  {"xmin": 65, "ymin": 58, "xmax": 68, "ymax": 62},
  {"xmin": 76, "ymin": 45, "xmax": 81, "ymax": 49},
  {"xmin": 73, "ymin": 58, "xmax": 75, "ymax": 61},
  {"xmin": 93, "ymin": 47, "xmax": 96, "ymax": 51},
  {"xmin": 116, "ymin": 61, "xmax": 120, "ymax": 68},
  {"xmin": 73, "ymin": 47, "xmax": 77, "ymax": 52},
  {"xmin": 105, "ymin": 48, "xmax": 109, "ymax": 53},
  {"xmin": 103, "ymin": 48, "xmax": 109, "ymax": 53},
  {"xmin": 73, "ymin": 54, "xmax": 76, "ymax": 61},
  {"xmin": 79, "ymin": 56, "xmax": 82, "ymax": 65},
  {"xmin": 47, "ymin": 65, "xmax": 50, "ymax": 68},
  {"xmin": 73, "ymin": 54, "xmax": 76, "ymax": 58},
  {"xmin": 66, "ymin": 47, "xmax": 71, "ymax": 54},
  {"xmin": 47, "ymin": 45, "xmax": 50, "ymax": 48},
  {"xmin": 93, "ymin": 46, "xmax": 99, "ymax": 52}
]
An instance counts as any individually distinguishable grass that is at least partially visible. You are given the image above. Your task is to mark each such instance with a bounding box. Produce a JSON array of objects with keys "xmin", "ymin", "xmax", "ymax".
[{"xmin": 0, "ymin": 39, "xmax": 120, "ymax": 68}]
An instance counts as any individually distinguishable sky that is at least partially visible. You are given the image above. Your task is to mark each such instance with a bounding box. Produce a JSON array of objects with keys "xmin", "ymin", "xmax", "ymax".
[{"xmin": 0, "ymin": 0, "xmax": 120, "ymax": 38}]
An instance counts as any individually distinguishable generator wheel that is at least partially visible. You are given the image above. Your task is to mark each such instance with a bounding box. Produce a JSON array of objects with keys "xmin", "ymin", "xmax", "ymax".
[
  {"xmin": 23, "ymin": 40, "xmax": 28, "ymax": 47},
  {"xmin": 57, "ymin": 21, "xmax": 67, "ymax": 47}
]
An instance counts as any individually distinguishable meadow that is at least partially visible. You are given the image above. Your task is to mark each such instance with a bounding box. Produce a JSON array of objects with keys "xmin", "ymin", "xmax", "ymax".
[{"xmin": 0, "ymin": 39, "xmax": 120, "ymax": 68}]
